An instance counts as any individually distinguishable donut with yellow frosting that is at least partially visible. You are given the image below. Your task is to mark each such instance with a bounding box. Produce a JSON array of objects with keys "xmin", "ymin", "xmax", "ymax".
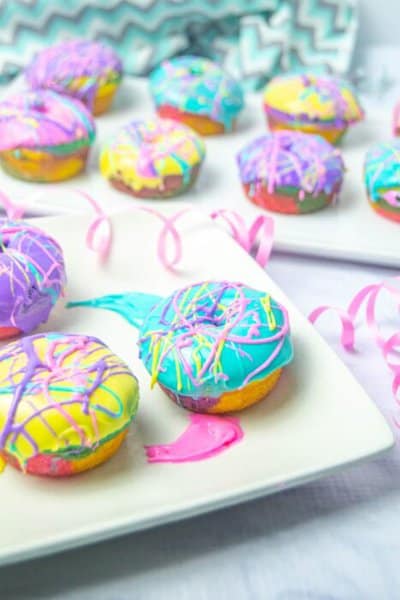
[
  {"xmin": 100, "ymin": 118, "xmax": 206, "ymax": 198},
  {"xmin": 263, "ymin": 74, "xmax": 364, "ymax": 144},
  {"xmin": 0, "ymin": 333, "xmax": 139, "ymax": 477}
]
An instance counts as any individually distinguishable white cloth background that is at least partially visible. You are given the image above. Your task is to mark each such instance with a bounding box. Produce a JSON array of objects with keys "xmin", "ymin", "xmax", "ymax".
[{"xmin": 2, "ymin": 254, "xmax": 400, "ymax": 600}]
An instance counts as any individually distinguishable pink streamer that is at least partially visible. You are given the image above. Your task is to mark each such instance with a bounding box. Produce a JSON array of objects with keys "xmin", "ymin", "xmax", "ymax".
[
  {"xmin": 310, "ymin": 276, "xmax": 400, "ymax": 406},
  {"xmin": 73, "ymin": 190, "xmax": 112, "ymax": 264},
  {"xmin": 210, "ymin": 209, "xmax": 275, "ymax": 268},
  {"xmin": 0, "ymin": 190, "xmax": 26, "ymax": 220}
]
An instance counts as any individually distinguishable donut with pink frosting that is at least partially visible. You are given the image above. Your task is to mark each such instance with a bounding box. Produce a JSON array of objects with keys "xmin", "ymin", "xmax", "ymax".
[
  {"xmin": 0, "ymin": 89, "xmax": 96, "ymax": 182},
  {"xmin": 25, "ymin": 39, "xmax": 123, "ymax": 115}
]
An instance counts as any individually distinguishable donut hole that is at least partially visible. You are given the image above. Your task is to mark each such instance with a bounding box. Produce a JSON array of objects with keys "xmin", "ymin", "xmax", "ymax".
[{"xmin": 0, "ymin": 240, "xmax": 10, "ymax": 252}]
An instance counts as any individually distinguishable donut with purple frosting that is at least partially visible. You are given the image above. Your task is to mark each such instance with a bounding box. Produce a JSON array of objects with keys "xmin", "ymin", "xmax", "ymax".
[
  {"xmin": 25, "ymin": 39, "xmax": 123, "ymax": 115},
  {"xmin": 237, "ymin": 130, "xmax": 345, "ymax": 215},
  {"xmin": 0, "ymin": 89, "xmax": 96, "ymax": 182},
  {"xmin": 0, "ymin": 219, "xmax": 66, "ymax": 339}
]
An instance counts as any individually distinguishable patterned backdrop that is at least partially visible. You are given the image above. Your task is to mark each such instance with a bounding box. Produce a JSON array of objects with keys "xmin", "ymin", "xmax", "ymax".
[{"xmin": 0, "ymin": 0, "xmax": 358, "ymax": 89}]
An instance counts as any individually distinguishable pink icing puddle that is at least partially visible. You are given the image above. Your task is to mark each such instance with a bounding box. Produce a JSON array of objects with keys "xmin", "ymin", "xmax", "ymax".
[{"xmin": 145, "ymin": 414, "xmax": 244, "ymax": 464}]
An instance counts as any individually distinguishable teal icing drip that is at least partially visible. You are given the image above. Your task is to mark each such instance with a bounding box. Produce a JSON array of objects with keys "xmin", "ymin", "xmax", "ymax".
[{"xmin": 67, "ymin": 292, "xmax": 162, "ymax": 329}]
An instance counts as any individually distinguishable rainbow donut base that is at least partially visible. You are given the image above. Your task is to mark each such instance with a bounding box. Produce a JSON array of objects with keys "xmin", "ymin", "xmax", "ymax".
[
  {"xmin": 0, "ymin": 327, "xmax": 21, "ymax": 341},
  {"xmin": 2, "ymin": 428, "xmax": 128, "ymax": 477},
  {"xmin": 157, "ymin": 105, "xmax": 227, "ymax": 136},
  {"xmin": 266, "ymin": 111, "xmax": 347, "ymax": 145},
  {"xmin": 161, "ymin": 368, "xmax": 282, "ymax": 414},
  {"xmin": 368, "ymin": 196, "xmax": 400, "ymax": 223},
  {"xmin": 92, "ymin": 79, "xmax": 121, "ymax": 116},
  {"xmin": 243, "ymin": 183, "xmax": 338, "ymax": 215},
  {"xmin": 0, "ymin": 146, "xmax": 90, "ymax": 182},
  {"xmin": 110, "ymin": 164, "xmax": 201, "ymax": 199}
]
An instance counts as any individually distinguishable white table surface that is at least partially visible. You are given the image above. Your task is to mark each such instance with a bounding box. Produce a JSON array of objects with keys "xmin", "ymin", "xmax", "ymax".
[{"xmin": 1, "ymin": 251, "xmax": 399, "ymax": 600}]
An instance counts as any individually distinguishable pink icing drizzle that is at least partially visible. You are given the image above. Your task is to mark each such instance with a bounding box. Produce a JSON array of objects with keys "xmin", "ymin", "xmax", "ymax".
[{"xmin": 145, "ymin": 414, "xmax": 244, "ymax": 463}]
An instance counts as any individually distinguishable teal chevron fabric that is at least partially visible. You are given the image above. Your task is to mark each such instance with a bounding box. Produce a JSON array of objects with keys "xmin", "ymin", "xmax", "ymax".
[{"xmin": 0, "ymin": 0, "xmax": 358, "ymax": 89}]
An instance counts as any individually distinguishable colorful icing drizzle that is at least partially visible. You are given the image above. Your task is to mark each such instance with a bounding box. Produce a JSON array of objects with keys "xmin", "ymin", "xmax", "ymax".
[
  {"xmin": 364, "ymin": 141, "xmax": 400, "ymax": 211},
  {"xmin": 145, "ymin": 414, "xmax": 243, "ymax": 463},
  {"xmin": 237, "ymin": 130, "xmax": 344, "ymax": 198},
  {"xmin": 25, "ymin": 39, "xmax": 122, "ymax": 109},
  {"xmin": 68, "ymin": 281, "xmax": 293, "ymax": 401},
  {"xmin": 0, "ymin": 90, "xmax": 96, "ymax": 153},
  {"xmin": 150, "ymin": 56, "xmax": 244, "ymax": 131},
  {"xmin": 263, "ymin": 73, "xmax": 364, "ymax": 126},
  {"xmin": 0, "ymin": 219, "xmax": 66, "ymax": 334},
  {"xmin": 100, "ymin": 118, "xmax": 205, "ymax": 192},
  {"xmin": 0, "ymin": 333, "xmax": 138, "ymax": 468}
]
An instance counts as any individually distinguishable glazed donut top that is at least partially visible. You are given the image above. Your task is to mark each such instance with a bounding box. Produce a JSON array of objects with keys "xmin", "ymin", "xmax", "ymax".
[
  {"xmin": 0, "ymin": 333, "xmax": 139, "ymax": 467},
  {"xmin": 0, "ymin": 90, "xmax": 96, "ymax": 153},
  {"xmin": 237, "ymin": 131, "xmax": 345, "ymax": 196},
  {"xmin": 100, "ymin": 118, "xmax": 206, "ymax": 190},
  {"xmin": 149, "ymin": 56, "xmax": 244, "ymax": 130},
  {"xmin": 263, "ymin": 73, "xmax": 364, "ymax": 126},
  {"xmin": 364, "ymin": 140, "xmax": 400, "ymax": 205},
  {"xmin": 26, "ymin": 39, "xmax": 123, "ymax": 93},
  {"xmin": 138, "ymin": 281, "xmax": 293, "ymax": 399},
  {"xmin": 0, "ymin": 219, "xmax": 66, "ymax": 334}
]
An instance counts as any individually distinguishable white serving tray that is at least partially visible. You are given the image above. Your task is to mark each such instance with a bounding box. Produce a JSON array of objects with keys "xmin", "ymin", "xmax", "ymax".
[
  {"xmin": 0, "ymin": 207, "xmax": 393, "ymax": 566},
  {"xmin": 0, "ymin": 78, "xmax": 398, "ymax": 267}
]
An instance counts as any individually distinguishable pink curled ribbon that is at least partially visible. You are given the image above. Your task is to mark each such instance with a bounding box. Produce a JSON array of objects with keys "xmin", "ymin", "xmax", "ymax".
[
  {"xmin": 73, "ymin": 190, "xmax": 112, "ymax": 264},
  {"xmin": 309, "ymin": 276, "xmax": 400, "ymax": 403},
  {"xmin": 0, "ymin": 190, "xmax": 26, "ymax": 220},
  {"xmin": 210, "ymin": 209, "xmax": 275, "ymax": 268}
]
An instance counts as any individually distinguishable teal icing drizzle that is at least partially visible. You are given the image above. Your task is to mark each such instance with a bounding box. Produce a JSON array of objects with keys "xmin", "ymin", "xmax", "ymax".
[
  {"xmin": 67, "ymin": 281, "xmax": 293, "ymax": 399},
  {"xmin": 364, "ymin": 140, "xmax": 400, "ymax": 203},
  {"xmin": 149, "ymin": 56, "xmax": 244, "ymax": 131}
]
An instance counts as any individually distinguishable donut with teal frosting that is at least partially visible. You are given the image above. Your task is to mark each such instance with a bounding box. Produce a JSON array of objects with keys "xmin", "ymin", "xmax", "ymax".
[
  {"xmin": 237, "ymin": 130, "xmax": 345, "ymax": 215},
  {"xmin": 68, "ymin": 281, "xmax": 294, "ymax": 414},
  {"xmin": 364, "ymin": 140, "xmax": 400, "ymax": 223},
  {"xmin": 149, "ymin": 56, "xmax": 244, "ymax": 136},
  {"xmin": 100, "ymin": 117, "xmax": 205, "ymax": 198}
]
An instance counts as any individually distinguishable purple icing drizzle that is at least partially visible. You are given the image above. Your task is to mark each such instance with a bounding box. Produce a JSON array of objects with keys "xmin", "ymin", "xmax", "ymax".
[
  {"xmin": 237, "ymin": 130, "xmax": 345, "ymax": 196},
  {"xmin": 0, "ymin": 219, "xmax": 66, "ymax": 334}
]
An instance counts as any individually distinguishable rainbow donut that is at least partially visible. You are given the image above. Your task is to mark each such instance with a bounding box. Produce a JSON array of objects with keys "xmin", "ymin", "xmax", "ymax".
[
  {"xmin": 364, "ymin": 140, "xmax": 400, "ymax": 223},
  {"xmin": 0, "ymin": 90, "xmax": 96, "ymax": 182},
  {"xmin": 100, "ymin": 118, "xmax": 206, "ymax": 198},
  {"xmin": 133, "ymin": 281, "xmax": 292, "ymax": 413},
  {"xmin": 0, "ymin": 333, "xmax": 139, "ymax": 477},
  {"xmin": 263, "ymin": 74, "xmax": 364, "ymax": 144},
  {"xmin": 25, "ymin": 39, "xmax": 123, "ymax": 116},
  {"xmin": 237, "ymin": 130, "xmax": 345, "ymax": 215},
  {"xmin": 149, "ymin": 56, "xmax": 244, "ymax": 136},
  {"xmin": 0, "ymin": 219, "xmax": 65, "ymax": 340}
]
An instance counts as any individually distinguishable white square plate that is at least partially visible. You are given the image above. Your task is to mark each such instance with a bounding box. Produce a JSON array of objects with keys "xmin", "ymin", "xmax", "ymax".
[
  {"xmin": 0, "ymin": 79, "xmax": 398, "ymax": 267},
  {"xmin": 0, "ymin": 208, "xmax": 393, "ymax": 566}
]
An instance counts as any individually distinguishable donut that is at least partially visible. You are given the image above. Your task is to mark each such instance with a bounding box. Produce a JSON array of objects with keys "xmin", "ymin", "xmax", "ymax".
[
  {"xmin": 138, "ymin": 281, "xmax": 293, "ymax": 413},
  {"xmin": 237, "ymin": 130, "xmax": 345, "ymax": 215},
  {"xmin": 364, "ymin": 140, "xmax": 400, "ymax": 223},
  {"xmin": 149, "ymin": 56, "xmax": 244, "ymax": 136},
  {"xmin": 25, "ymin": 39, "xmax": 123, "ymax": 116},
  {"xmin": 263, "ymin": 73, "xmax": 364, "ymax": 144},
  {"xmin": 0, "ymin": 90, "xmax": 96, "ymax": 182},
  {"xmin": 0, "ymin": 219, "xmax": 66, "ymax": 340},
  {"xmin": 0, "ymin": 333, "xmax": 139, "ymax": 477},
  {"xmin": 393, "ymin": 102, "xmax": 400, "ymax": 137},
  {"xmin": 100, "ymin": 118, "xmax": 206, "ymax": 198}
]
